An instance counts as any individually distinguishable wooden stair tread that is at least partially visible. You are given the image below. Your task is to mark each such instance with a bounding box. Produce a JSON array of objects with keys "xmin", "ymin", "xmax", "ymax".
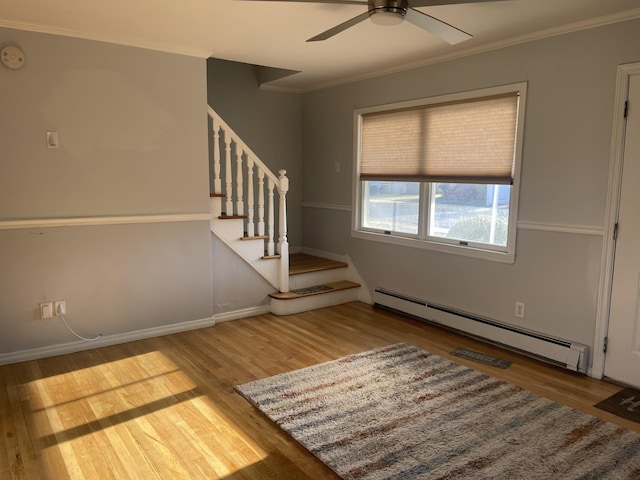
[
  {"xmin": 262, "ymin": 254, "xmax": 281, "ymax": 260},
  {"xmin": 269, "ymin": 281, "xmax": 360, "ymax": 300},
  {"xmin": 209, "ymin": 193, "xmax": 225, "ymax": 198},
  {"xmin": 289, "ymin": 253, "xmax": 348, "ymax": 276},
  {"xmin": 219, "ymin": 214, "xmax": 247, "ymax": 220},
  {"xmin": 241, "ymin": 235, "xmax": 269, "ymax": 241}
]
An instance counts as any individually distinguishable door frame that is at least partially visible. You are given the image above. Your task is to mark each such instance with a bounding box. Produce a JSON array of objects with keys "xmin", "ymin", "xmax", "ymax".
[{"xmin": 593, "ymin": 62, "xmax": 640, "ymax": 379}]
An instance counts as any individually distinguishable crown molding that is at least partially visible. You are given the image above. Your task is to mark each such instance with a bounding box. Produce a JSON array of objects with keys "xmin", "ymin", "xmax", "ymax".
[{"xmin": 0, "ymin": 19, "xmax": 211, "ymax": 58}]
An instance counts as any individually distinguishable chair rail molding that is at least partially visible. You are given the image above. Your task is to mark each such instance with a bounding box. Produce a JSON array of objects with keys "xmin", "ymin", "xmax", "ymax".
[{"xmin": 0, "ymin": 213, "xmax": 211, "ymax": 230}]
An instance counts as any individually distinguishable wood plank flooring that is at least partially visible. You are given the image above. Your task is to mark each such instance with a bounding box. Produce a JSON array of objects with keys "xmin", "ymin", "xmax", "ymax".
[{"xmin": 1, "ymin": 302, "xmax": 637, "ymax": 479}]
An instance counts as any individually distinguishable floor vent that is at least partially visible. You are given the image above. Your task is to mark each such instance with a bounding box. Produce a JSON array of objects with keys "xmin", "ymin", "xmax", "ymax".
[{"xmin": 373, "ymin": 287, "xmax": 589, "ymax": 374}]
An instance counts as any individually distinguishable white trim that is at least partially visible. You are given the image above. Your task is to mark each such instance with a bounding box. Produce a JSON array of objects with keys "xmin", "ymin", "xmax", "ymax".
[
  {"xmin": 301, "ymin": 202, "xmax": 352, "ymax": 212},
  {"xmin": 0, "ymin": 19, "xmax": 210, "ymax": 58},
  {"xmin": 0, "ymin": 213, "xmax": 211, "ymax": 230},
  {"xmin": 0, "ymin": 305, "xmax": 273, "ymax": 366},
  {"xmin": 351, "ymin": 221, "xmax": 605, "ymax": 263},
  {"xmin": 300, "ymin": 9, "xmax": 640, "ymax": 93},
  {"xmin": 214, "ymin": 305, "xmax": 271, "ymax": 323},
  {"xmin": 352, "ymin": 230, "xmax": 515, "ymax": 264},
  {"xmin": 0, "ymin": 315, "xmax": 215, "ymax": 366},
  {"xmin": 592, "ymin": 62, "xmax": 640, "ymax": 379},
  {"xmin": 517, "ymin": 221, "xmax": 604, "ymax": 236}
]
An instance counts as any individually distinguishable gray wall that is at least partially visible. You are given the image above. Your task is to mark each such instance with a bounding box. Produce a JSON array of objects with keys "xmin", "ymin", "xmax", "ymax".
[
  {"xmin": 211, "ymin": 234, "xmax": 273, "ymax": 314},
  {"xmin": 0, "ymin": 28, "xmax": 213, "ymax": 355},
  {"xmin": 300, "ymin": 18, "xmax": 640, "ymax": 358}
]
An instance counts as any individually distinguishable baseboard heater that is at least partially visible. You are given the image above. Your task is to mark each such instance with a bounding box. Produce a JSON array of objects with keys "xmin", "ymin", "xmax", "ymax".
[{"xmin": 373, "ymin": 288, "xmax": 589, "ymax": 374}]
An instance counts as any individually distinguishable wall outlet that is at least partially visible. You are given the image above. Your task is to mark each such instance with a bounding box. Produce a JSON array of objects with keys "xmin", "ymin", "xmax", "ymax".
[
  {"xmin": 515, "ymin": 301, "xmax": 525, "ymax": 319},
  {"xmin": 40, "ymin": 302, "xmax": 54, "ymax": 319},
  {"xmin": 54, "ymin": 300, "xmax": 66, "ymax": 315}
]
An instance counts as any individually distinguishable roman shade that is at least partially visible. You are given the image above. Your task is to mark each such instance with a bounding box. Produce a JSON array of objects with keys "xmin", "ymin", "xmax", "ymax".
[{"xmin": 360, "ymin": 93, "xmax": 519, "ymax": 185}]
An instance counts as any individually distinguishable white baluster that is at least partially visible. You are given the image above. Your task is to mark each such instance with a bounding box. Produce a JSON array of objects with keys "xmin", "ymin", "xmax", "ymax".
[
  {"xmin": 267, "ymin": 178, "xmax": 275, "ymax": 257},
  {"xmin": 213, "ymin": 125, "xmax": 222, "ymax": 194},
  {"xmin": 246, "ymin": 158, "xmax": 255, "ymax": 237},
  {"xmin": 257, "ymin": 169, "xmax": 265, "ymax": 237},
  {"xmin": 236, "ymin": 149, "xmax": 244, "ymax": 217},
  {"xmin": 224, "ymin": 137, "xmax": 233, "ymax": 215},
  {"xmin": 277, "ymin": 169, "xmax": 289, "ymax": 293}
]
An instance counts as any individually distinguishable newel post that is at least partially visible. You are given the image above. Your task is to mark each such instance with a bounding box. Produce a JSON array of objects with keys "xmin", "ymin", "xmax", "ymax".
[{"xmin": 277, "ymin": 169, "xmax": 289, "ymax": 293}]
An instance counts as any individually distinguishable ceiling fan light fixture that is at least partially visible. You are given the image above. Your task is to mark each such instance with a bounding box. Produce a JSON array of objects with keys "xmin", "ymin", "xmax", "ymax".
[
  {"xmin": 297, "ymin": 0, "xmax": 473, "ymax": 44},
  {"xmin": 369, "ymin": 9, "xmax": 405, "ymax": 26}
]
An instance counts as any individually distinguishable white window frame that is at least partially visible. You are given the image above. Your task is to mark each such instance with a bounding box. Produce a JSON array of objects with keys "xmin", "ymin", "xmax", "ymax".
[{"xmin": 352, "ymin": 82, "xmax": 527, "ymax": 264}]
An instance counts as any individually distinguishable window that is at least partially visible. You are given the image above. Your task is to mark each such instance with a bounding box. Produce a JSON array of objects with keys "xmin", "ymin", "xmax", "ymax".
[{"xmin": 353, "ymin": 83, "xmax": 526, "ymax": 263}]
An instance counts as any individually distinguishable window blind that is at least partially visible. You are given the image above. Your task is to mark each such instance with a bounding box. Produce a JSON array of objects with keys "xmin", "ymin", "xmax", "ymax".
[{"xmin": 360, "ymin": 93, "xmax": 519, "ymax": 185}]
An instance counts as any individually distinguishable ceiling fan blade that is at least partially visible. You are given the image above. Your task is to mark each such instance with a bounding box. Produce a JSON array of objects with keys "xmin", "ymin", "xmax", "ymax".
[
  {"xmin": 405, "ymin": 7, "xmax": 472, "ymax": 44},
  {"xmin": 235, "ymin": 0, "xmax": 366, "ymax": 4},
  {"xmin": 307, "ymin": 11, "xmax": 370, "ymax": 42},
  {"xmin": 410, "ymin": 0, "xmax": 508, "ymax": 6}
]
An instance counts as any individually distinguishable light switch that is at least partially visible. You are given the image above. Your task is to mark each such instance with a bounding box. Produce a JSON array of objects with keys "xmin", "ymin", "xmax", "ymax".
[
  {"xmin": 46, "ymin": 131, "xmax": 59, "ymax": 149},
  {"xmin": 40, "ymin": 302, "xmax": 54, "ymax": 319}
]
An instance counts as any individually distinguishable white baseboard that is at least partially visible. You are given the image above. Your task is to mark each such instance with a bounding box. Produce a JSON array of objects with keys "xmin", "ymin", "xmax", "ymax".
[
  {"xmin": 214, "ymin": 305, "xmax": 271, "ymax": 323},
  {"xmin": 0, "ymin": 305, "xmax": 272, "ymax": 366}
]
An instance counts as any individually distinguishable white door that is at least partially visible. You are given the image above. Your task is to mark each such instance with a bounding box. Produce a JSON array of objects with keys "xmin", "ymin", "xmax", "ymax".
[{"xmin": 605, "ymin": 74, "xmax": 640, "ymax": 388}]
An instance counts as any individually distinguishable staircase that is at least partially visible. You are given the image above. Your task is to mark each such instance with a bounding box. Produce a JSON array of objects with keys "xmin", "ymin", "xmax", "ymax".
[{"xmin": 208, "ymin": 106, "xmax": 364, "ymax": 315}]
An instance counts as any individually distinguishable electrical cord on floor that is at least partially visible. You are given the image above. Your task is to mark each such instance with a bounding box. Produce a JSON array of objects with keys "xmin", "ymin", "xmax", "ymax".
[{"xmin": 58, "ymin": 312, "xmax": 102, "ymax": 341}]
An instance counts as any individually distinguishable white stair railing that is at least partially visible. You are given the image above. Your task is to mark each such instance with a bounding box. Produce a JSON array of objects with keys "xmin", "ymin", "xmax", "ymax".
[{"xmin": 207, "ymin": 105, "xmax": 289, "ymax": 293}]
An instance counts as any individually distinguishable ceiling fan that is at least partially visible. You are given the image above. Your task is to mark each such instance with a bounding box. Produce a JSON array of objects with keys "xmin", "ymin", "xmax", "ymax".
[{"xmin": 239, "ymin": 0, "xmax": 501, "ymax": 44}]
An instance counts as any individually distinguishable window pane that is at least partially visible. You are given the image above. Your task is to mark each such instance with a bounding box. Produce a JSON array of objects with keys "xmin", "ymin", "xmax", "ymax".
[
  {"xmin": 429, "ymin": 183, "xmax": 510, "ymax": 246},
  {"xmin": 362, "ymin": 181, "xmax": 419, "ymax": 234}
]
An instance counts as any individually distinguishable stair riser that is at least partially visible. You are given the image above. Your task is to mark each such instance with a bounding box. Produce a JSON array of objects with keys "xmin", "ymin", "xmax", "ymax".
[
  {"xmin": 211, "ymin": 217, "xmax": 244, "ymax": 240},
  {"xmin": 271, "ymin": 288, "xmax": 360, "ymax": 316},
  {"xmin": 289, "ymin": 269, "xmax": 349, "ymax": 290},
  {"xmin": 210, "ymin": 197, "xmax": 223, "ymax": 218},
  {"xmin": 212, "ymin": 221, "xmax": 274, "ymax": 261}
]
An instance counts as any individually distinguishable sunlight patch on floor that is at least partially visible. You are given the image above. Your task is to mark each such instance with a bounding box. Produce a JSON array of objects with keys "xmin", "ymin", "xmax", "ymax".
[{"xmin": 24, "ymin": 350, "xmax": 267, "ymax": 478}]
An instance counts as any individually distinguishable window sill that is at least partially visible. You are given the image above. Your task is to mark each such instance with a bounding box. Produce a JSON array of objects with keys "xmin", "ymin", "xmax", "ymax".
[{"xmin": 351, "ymin": 229, "xmax": 515, "ymax": 264}]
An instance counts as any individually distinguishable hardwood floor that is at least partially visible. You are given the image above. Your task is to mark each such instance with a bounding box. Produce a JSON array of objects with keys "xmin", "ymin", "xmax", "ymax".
[{"xmin": 1, "ymin": 302, "xmax": 637, "ymax": 479}]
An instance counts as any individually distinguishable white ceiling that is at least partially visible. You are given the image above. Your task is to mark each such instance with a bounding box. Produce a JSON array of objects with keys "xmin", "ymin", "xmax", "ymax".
[{"xmin": 1, "ymin": 0, "xmax": 640, "ymax": 92}]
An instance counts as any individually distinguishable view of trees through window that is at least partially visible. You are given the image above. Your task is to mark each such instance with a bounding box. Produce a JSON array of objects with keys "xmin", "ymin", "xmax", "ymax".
[{"xmin": 362, "ymin": 181, "xmax": 510, "ymax": 247}]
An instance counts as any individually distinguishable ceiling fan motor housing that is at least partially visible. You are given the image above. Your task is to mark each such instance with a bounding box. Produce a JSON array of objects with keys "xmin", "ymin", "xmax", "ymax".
[{"xmin": 368, "ymin": 0, "xmax": 408, "ymax": 26}]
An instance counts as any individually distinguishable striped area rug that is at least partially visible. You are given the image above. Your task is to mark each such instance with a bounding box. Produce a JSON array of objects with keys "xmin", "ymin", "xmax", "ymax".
[{"xmin": 236, "ymin": 343, "xmax": 640, "ymax": 479}]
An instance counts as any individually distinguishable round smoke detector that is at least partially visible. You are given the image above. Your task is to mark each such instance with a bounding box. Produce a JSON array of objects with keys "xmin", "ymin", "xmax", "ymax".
[{"xmin": 1, "ymin": 46, "xmax": 25, "ymax": 70}]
